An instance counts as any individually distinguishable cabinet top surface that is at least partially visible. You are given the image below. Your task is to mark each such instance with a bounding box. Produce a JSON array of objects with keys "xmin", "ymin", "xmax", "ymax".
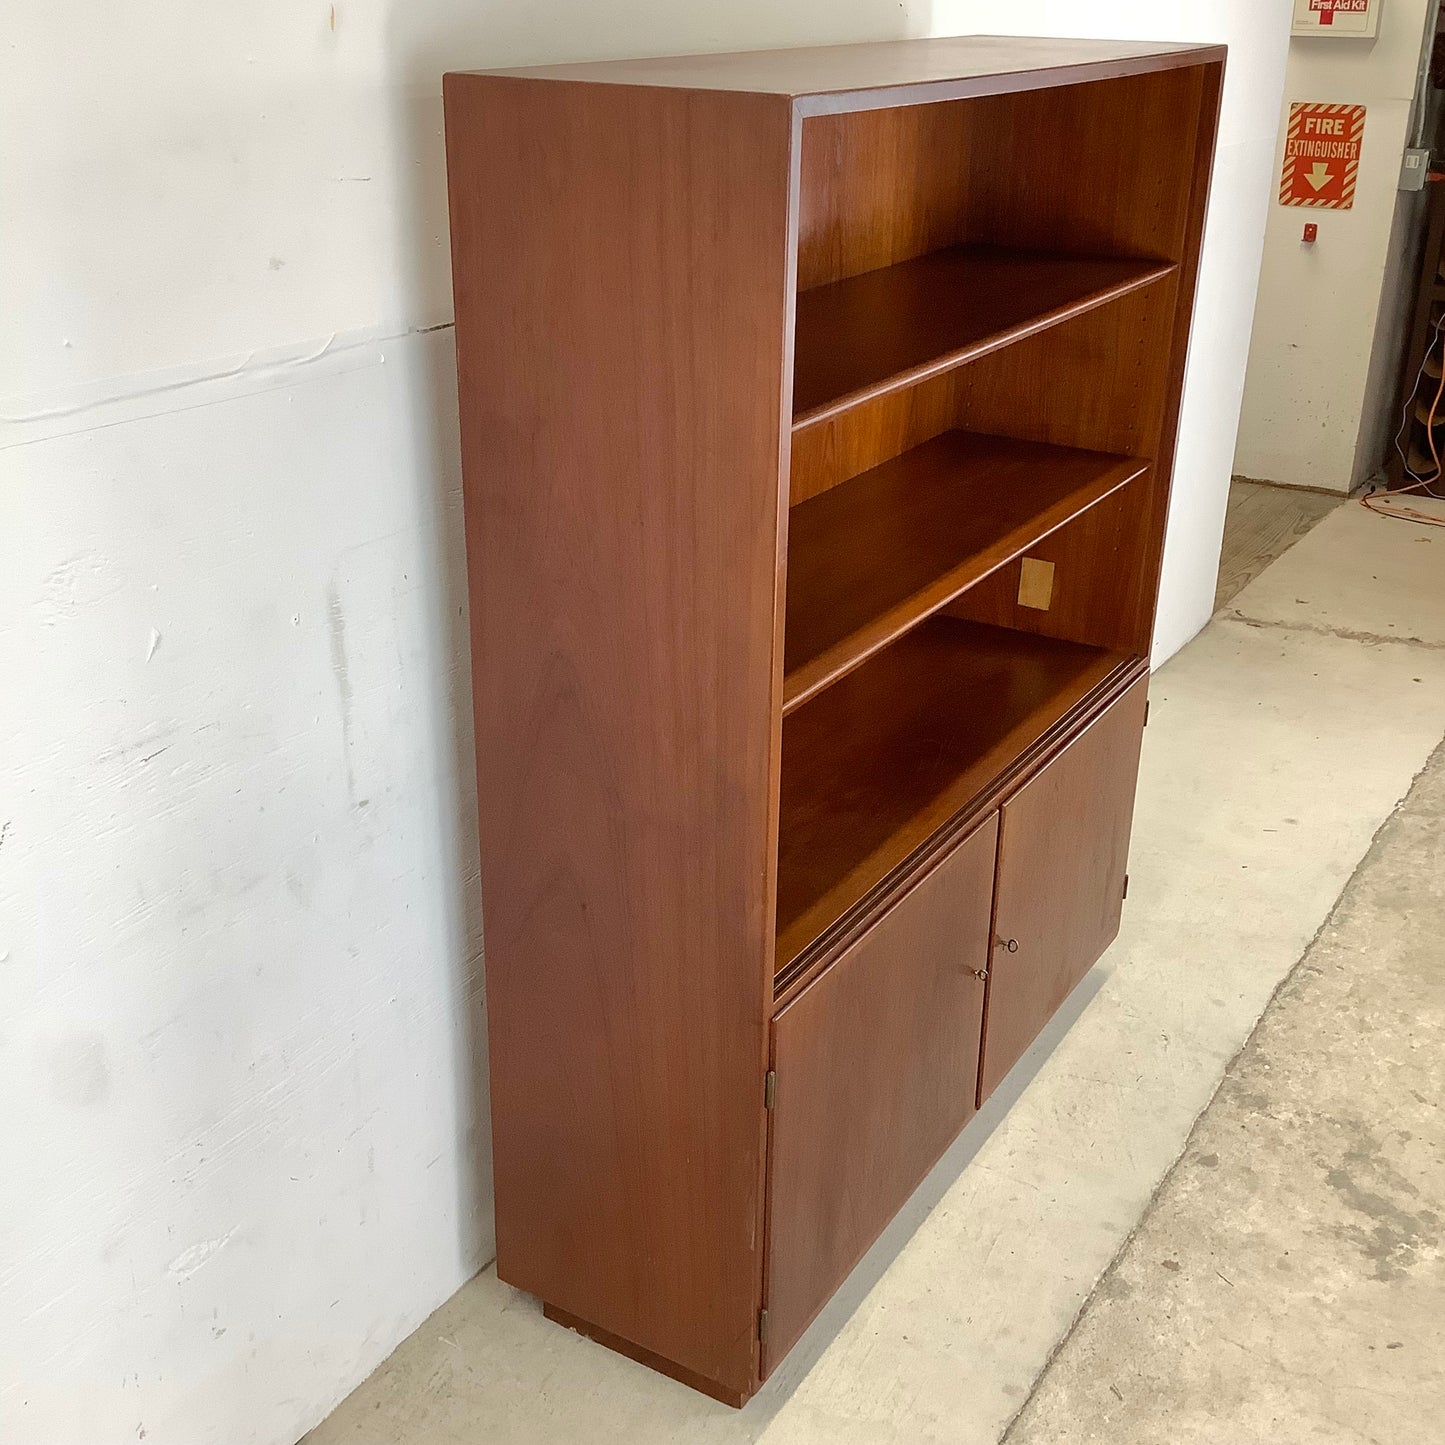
[{"xmin": 450, "ymin": 35, "xmax": 1224, "ymax": 100}]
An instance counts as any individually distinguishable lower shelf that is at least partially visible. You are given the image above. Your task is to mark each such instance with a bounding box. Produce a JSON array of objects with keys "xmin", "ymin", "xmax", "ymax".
[{"xmin": 775, "ymin": 616, "xmax": 1133, "ymax": 973}]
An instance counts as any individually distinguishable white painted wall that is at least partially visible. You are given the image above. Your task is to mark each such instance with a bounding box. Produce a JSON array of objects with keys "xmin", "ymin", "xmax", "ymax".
[
  {"xmin": 1235, "ymin": 0, "xmax": 1433, "ymax": 491},
  {"xmin": 0, "ymin": 6, "xmax": 1286, "ymax": 1445}
]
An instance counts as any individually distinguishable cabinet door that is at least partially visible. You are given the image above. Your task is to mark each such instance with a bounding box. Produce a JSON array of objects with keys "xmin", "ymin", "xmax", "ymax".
[
  {"xmin": 763, "ymin": 815, "xmax": 998, "ymax": 1374},
  {"xmin": 978, "ymin": 676, "xmax": 1149, "ymax": 1104}
]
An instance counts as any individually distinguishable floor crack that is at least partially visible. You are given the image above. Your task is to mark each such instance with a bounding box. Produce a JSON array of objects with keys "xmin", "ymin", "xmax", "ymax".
[
  {"xmin": 997, "ymin": 737, "xmax": 1445, "ymax": 1443},
  {"xmin": 1222, "ymin": 610, "xmax": 1445, "ymax": 651}
]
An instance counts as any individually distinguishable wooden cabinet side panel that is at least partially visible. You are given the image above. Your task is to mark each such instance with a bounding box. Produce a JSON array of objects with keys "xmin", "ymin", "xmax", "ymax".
[
  {"xmin": 443, "ymin": 76, "xmax": 794, "ymax": 1396},
  {"xmin": 979, "ymin": 676, "xmax": 1149, "ymax": 1103},
  {"xmin": 1129, "ymin": 58, "xmax": 1225, "ymax": 652},
  {"xmin": 764, "ymin": 815, "xmax": 998, "ymax": 1373}
]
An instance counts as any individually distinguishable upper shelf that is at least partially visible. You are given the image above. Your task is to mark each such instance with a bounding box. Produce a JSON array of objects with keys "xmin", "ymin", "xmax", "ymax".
[
  {"xmin": 783, "ymin": 431, "xmax": 1145, "ymax": 713},
  {"xmin": 791, "ymin": 245, "xmax": 1175, "ymax": 430}
]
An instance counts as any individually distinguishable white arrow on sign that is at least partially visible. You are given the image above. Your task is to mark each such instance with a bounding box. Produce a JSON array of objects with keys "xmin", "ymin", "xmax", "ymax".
[{"xmin": 1305, "ymin": 162, "xmax": 1332, "ymax": 191}]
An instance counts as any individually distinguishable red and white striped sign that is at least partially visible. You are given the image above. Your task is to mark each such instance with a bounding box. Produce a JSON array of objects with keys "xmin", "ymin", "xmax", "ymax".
[{"xmin": 1279, "ymin": 102, "xmax": 1365, "ymax": 210}]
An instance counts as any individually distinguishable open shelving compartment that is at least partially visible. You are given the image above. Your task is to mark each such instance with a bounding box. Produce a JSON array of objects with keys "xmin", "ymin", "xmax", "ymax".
[{"xmin": 774, "ymin": 65, "xmax": 1209, "ymax": 989}]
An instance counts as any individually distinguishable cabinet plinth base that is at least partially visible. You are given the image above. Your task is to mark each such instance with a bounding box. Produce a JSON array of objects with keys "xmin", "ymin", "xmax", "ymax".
[{"xmin": 540, "ymin": 1303, "xmax": 752, "ymax": 1408}]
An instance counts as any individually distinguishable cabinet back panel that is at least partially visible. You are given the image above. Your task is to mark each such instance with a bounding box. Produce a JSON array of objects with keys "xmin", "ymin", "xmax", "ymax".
[
  {"xmin": 962, "ymin": 66, "xmax": 1207, "ymax": 262},
  {"xmin": 797, "ymin": 104, "xmax": 974, "ymax": 291},
  {"xmin": 949, "ymin": 274, "xmax": 1179, "ymax": 456},
  {"xmin": 939, "ymin": 276, "xmax": 1179, "ymax": 652},
  {"xmin": 943, "ymin": 487, "xmax": 1148, "ymax": 653},
  {"xmin": 789, "ymin": 368, "xmax": 958, "ymax": 507},
  {"xmin": 795, "ymin": 67, "xmax": 1205, "ymax": 297},
  {"xmin": 947, "ymin": 61, "xmax": 1221, "ymax": 655},
  {"xmin": 789, "ymin": 275, "xmax": 1175, "ymax": 509}
]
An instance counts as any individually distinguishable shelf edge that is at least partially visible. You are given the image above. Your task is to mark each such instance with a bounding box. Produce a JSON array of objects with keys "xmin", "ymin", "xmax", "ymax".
[
  {"xmin": 791, "ymin": 261, "xmax": 1177, "ymax": 435},
  {"xmin": 781, "ymin": 455, "xmax": 1148, "ymax": 715},
  {"xmin": 773, "ymin": 650, "xmax": 1147, "ymax": 1004}
]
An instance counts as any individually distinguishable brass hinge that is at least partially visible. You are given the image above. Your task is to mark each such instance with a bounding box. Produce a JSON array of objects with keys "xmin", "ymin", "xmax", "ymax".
[
  {"xmin": 1144, "ymin": 699, "xmax": 1151, "ymax": 727},
  {"xmin": 764, "ymin": 1070, "xmax": 776, "ymax": 1110},
  {"xmin": 759, "ymin": 1307, "xmax": 770, "ymax": 1344},
  {"xmin": 1123, "ymin": 873, "xmax": 1130, "ymax": 900}
]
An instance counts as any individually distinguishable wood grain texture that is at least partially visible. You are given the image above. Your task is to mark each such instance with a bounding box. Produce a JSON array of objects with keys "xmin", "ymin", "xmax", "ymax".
[
  {"xmin": 772, "ymin": 652, "xmax": 1147, "ymax": 1009},
  {"xmin": 1214, "ymin": 480, "xmax": 1338, "ymax": 611},
  {"xmin": 811, "ymin": 61, "xmax": 1218, "ymax": 661},
  {"xmin": 444, "ymin": 74, "xmax": 793, "ymax": 1400},
  {"xmin": 939, "ymin": 269, "xmax": 1186, "ymax": 652},
  {"xmin": 978, "ymin": 675, "xmax": 1150, "ymax": 1103},
  {"xmin": 945, "ymin": 488, "xmax": 1148, "ymax": 652},
  {"xmin": 465, "ymin": 35, "xmax": 1224, "ymax": 106},
  {"xmin": 783, "ymin": 431, "xmax": 1143, "ymax": 712},
  {"xmin": 964, "ymin": 66, "xmax": 1207, "ymax": 262},
  {"xmin": 777, "ymin": 617, "xmax": 1128, "ymax": 970},
  {"xmin": 790, "ymin": 274, "xmax": 1177, "ymax": 509},
  {"xmin": 764, "ymin": 814, "xmax": 998, "ymax": 1373},
  {"xmin": 789, "ymin": 365, "xmax": 960, "ymax": 506},
  {"xmin": 797, "ymin": 104, "xmax": 973, "ymax": 290},
  {"xmin": 937, "ymin": 253, "xmax": 1184, "ymax": 654},
  {"xmin": 792, "ymin": 246, "xmax": 1174, "ymax": 429},
  {"xmin": 947, "ymin": 270, "xmax": 1180, "ymax": 458},
  {"xmin": 444, "ymin": 43, "xmax": 1225, "ymax": 1403}
]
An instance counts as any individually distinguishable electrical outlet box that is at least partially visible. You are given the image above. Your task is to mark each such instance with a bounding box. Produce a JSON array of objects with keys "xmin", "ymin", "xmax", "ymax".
[{"xmin": 1400, "ymin": 146, "xmax": 1430, "ymax": 191}]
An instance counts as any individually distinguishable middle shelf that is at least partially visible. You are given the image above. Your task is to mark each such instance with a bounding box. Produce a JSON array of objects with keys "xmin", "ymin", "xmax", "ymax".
[{"xmin": 783, "ymin": 430, "xmax": 1146, "ymax": 712}]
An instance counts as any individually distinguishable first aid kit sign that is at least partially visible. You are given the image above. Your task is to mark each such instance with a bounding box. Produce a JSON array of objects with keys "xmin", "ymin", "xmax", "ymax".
[
  {"xmin": 1279, "ymin": 102, "xmax": 1365, "ymax": 209},
  {"xmin": 1292, "ymin": 0, "xmax": 1380, "ymax": 36}
]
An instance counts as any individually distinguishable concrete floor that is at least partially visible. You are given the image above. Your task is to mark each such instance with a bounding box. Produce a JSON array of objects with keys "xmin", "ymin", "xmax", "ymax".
[
  {"xmin": 1008, "ymin": 735, "xmax": 1445, "ymax": 1444},
  {"xmin": 306, "ymin": 501, "xmax": 1445, "ymax": 1445}
]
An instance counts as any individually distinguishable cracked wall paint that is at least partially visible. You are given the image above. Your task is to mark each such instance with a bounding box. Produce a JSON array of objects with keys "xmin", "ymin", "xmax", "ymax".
[{"xmin": 0, "ymin": 328, "xmax": 489, "ymax": 1445}]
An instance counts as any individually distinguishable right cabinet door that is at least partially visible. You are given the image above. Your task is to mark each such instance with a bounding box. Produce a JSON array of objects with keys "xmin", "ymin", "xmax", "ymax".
[{"xmin": 978, "ymin": 675, "xmax": 1149, "ymax": 1104}]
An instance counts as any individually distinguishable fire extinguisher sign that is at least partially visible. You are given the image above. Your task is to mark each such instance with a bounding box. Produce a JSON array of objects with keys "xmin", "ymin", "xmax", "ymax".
[{"xmin": 1279, "ymin": 102, "xmax": 1366, "ymax": 209}]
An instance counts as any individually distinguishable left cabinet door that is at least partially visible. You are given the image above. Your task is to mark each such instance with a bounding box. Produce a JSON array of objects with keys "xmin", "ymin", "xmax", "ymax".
[{"xmin": 763, "ymin": 815, "xmax": 998, "ymax": 1374}]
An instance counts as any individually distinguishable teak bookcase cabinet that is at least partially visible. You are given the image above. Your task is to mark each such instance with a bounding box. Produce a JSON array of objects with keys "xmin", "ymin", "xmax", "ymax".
[{"xmin": 444, "ymin": 35, "xmax": 1223, "ymax": 1406}]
